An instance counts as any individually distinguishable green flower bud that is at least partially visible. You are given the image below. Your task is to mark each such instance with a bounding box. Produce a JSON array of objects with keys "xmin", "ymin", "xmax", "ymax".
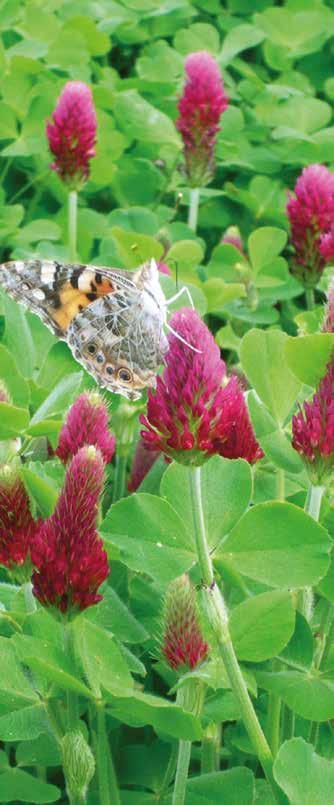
[{"xmin": 61, "ymin": 730, "xmax": 95, "ymax": 800}]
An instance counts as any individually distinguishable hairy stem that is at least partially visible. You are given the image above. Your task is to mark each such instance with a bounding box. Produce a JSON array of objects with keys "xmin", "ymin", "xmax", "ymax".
[
  {"xmin": 188, "ymin": 466, "xmax": 278, "ymax": 799},
  {"xmin": 68, "ymin": 190, "xmax": 78, "ymax": 262},
  {"xmin": 298, "ymin": 484, "xmax": 324, "ymax": 621},
  {"xmin": 96, "ymin": 705, "xmax": 120, "ymax": 805},
  {"xmin": 305, "ymin": 288, "xmax": 315, "ymax": 310},
  {"xmin": 187, "ymin": 188, "xmax": 200, "ymax": 232}
]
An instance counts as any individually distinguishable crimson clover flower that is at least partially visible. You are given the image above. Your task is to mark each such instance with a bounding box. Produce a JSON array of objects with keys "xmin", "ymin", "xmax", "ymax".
[
  {"xmin": 292, "ymin": 360, "xmax": 334, "ymax": 483},
  {"xmin": 56, "ymin": 392, "xmax": 115, "ymax": 465},
  {"xmin": 46, "ymin": 81, "xmax": 97, "ymax": 187},
  {"xmin": 286, "ymin": 164, "xmax": 334, "ymax": 288},
  {"xmin": 0, "ymin": 467, "xmax": 38, "ymax": 578},
  {"xmin": 140, "ymin": 308, "xmax": 263, "ymax": 466},
  {"xmin": 32, "ymin": 446, "xmax": 109, "ymax": 614},
  {"xmin": 161, "ymin": 574, "xmax": 208, "ymax": 671},
  {"xmin": 176, "ymin": 51, "xmax": 228, "ymax": 187}
]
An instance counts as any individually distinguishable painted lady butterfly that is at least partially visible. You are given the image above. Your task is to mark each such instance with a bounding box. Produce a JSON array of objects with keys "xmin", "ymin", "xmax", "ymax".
[{"xmin": 0, "ymin": 257, "xmax": 188, "ymax": 401}]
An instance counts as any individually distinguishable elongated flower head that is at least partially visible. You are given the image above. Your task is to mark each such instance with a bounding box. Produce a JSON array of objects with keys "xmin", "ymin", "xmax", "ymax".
[
  {"xmin": 292, "ymin": 360, "xmax": 334, "ymax": 483},
  {"xmin": 322, "ymin": 281, "xmax": 334, "ymax": 333},
  {"xmin": 176, "ymin": 51, "xmax": 228, "ymax": 187},
  {"xmin": 162, "ymin": 574, "xmax": 208, "ymax": 671},
  {"xmin": 128, "ymin": 436, "xmax": 160, "ymax": 493},
  {"xmin": 32, "ymin": 446, "xmax": 109, "ymax": 614},
  {"xmin": 286, "ymin": 164, "xmax": 334, "ymax": 287},
  {"xmin": 46, "ymin": 81, "xmax": 97, "ymax": 187},
  {"xmin": 140, "ymin": 308, "xmax": 263, "ymax": 466},
  {"xmin": 0, "ymin": 467, "xmax": 37, "ymax": 576},
  {"xmin": 62, "ymin": 731, "xmax": 95, "ymax": 802},
  {"xmin": 56, "ymin": 392, "xmax": 115, "ymax": 465}
]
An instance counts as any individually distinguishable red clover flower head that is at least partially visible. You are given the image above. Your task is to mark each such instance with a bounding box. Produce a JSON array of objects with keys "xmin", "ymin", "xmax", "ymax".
[
  {"xmin": 56, "ymin": 392, "xmax": 115, "ymax": 465},
  {"xmin": 46, "ymin": 81, "xmax": 97, "ymax": 187},
  {"xmin": 162, "ymin": 574, "xmax": 208, "ymax": 671},
  {"xmin": 286, "ymin": 164, "xmax": 334, "ymax": 288},
  {"xmin": 0, "ymin": 468, "xmax": 38, "ymax": 576},
  {"xmin": 140, "ymin": 308, "xmax": 263, "ymax": 466},
  {"xmin": 292, "ymin": 360, "xmax": 334, "ymax": 483},
  {"xmin": 176, "ymin": 51, "xmax": 228, "ymax": 187},
  {"xmin": 32, "ymin": 446, "xmax": 109, "ymax": 614}
]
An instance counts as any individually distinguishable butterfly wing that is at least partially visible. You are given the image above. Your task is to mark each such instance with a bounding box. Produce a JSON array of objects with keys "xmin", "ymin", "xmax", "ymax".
[
  {"xmin": 0, "ymin": 259, "xmax": 138, "ymax": 337},
  {"xmin": 0, "ymin": 259, "xmax": 167, "ymax": 400}
]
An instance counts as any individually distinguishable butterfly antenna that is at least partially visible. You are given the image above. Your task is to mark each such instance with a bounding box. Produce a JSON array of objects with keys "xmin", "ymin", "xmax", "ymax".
[{"xmin": 166, "ymin": 322, "xmax": 202, "ymax": 353}]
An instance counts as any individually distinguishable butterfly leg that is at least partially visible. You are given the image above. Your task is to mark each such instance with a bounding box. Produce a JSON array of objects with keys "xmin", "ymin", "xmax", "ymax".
[
  {"xmin": 165, "ymin": 286, "xmax": 195, "ymax": 310},
  {"xmin": 165, "ymin": 322, "xmax": 202, "ymax": 353}
]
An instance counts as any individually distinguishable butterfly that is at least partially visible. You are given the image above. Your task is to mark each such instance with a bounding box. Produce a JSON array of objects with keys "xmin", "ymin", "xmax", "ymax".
[{"xmin": 0, "ymin": 258, "xmax": 194, "ymax": 401}]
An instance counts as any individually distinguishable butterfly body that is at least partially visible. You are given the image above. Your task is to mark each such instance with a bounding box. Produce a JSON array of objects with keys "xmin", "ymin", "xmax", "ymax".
[{"xmin": 0, "ymin": 258, "xmax": 168, "ymax": 400}]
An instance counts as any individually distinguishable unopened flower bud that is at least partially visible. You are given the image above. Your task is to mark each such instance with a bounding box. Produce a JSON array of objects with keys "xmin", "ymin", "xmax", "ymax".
[
  {"xmin": 61, "ymin": 731, "xmax": 95, "ymax": 800},
  {"xmin": 161, "ymin": 574, "xmax": 208, "ymax": 671}
]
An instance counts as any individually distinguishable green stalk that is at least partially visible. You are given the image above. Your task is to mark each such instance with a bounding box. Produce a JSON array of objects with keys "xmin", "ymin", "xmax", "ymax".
[
  {"xmin": 188, "ymin": 467, "xmax": 278, "ymax": 799},
  {"xmin": 63, "ymin": 622, "xmax": 79, "ymax": 729},
  {"xmin": 201, "ymin": 723, "xmax": 220, "ymax": 773},
  {"xmin": 23, "ymin": 581, "xmax": 37, "ymax": 614},
  {"xmin": 69, "ymin": 793, "xmax": 85, "ymax": 805},
  {"xmin": 305, "ymin": 288, "xmax": 315, "ymax": 310},
  {"xmin": 96, "ymin": 705, "xmax": 120, "ymax": 805},
  {"xmin": 68, "ymin": 190, "xmax": 78, "ymax": 262},
  {"xmin": 112, "ymin": 452, "xmax": 128, "ymax": 503},
  {"xmin": 298, "ymin": 484, "xmax": 324, "ymax": 621},
  {"xmin": 308, "ymin": 604, "xmax": 334, "ymax": 747},
  {"xmin": 172, "ymin": 683, "xmax": 203, "ymax": 805},
  {"xmin": 160, "ymin": 743, "xmax": 178, "ymax": 795},
  {"xmin": 267, "ymin": 472, "xmax": 285, "ymax": 755},
  {"xmin": 187, "ymin": 188, "xmax": 200, "ymax": 232}
]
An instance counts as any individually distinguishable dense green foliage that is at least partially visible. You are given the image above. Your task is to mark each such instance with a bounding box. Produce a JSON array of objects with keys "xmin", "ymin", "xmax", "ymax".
[{"xmin": 1, "ymin": 1, "xmax": 334, "ymax": 803}]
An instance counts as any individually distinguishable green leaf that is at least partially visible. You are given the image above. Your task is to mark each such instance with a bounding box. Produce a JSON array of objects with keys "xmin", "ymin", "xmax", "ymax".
[
  {"xmin": 248, "ymin": 227, "xmax": 287, "ymax": 272},
  {"xmin": 274, "ymin": 738, "xmax": 334, "ymax": 805},
  {"xmin": 0, "ymin": 703, "xmax": 49, "ymax": 742},
  {"xmin": 285, "ymin": 334, "xmax": 334, "ymax": 387},
  {"xmin": 221, "ymin": 502, "xmax": 331, "ymax": 589},
  {"xmin": 280, "ymin": 612, "xmax": 314, "ymax": 671},
  {"xmin": 247, "ymin": 392, "xmax": 304, "ymax": 474},
  {"xmin": 230, "ymin": 591, "xmax": 295, "ymax": 662},
  {"xmin": 13, "ymin": 219, "xmax": 61, "ymax": 244},
  {"xmin": 110, "ymin": 227, "xmax": 164, "ymax": 268},
  {"xmin": 0, "ymin": 345, "xmax": 30, "ymax": 407},
  {"xmin": 0, "ymin": 768, "xmax": 60, "ymax": 803},
  {"xmin": 0, "ymin": 102, "xmax": 17, "ymax": 139},
  {"xmin": 174, "ymin": 23, "xmax": 220, "ymax": 56},
  {"xmin": 86, "ymin": 586, "xmax": 149, "ymax": 644},
  {"xmin": 74, "ymin": 618, "xmax": 133, "ymax": 698},
  {"xmin": 203, "ymin": 279, "xmax": 246, "ymax": 312},
  {"xmin": 240, "ymin": 329, "xmax": 301, "ymax": 424},
  {"xmin": 106, "ymin": 689, "xmax": 202, "ymax": 741},
  {"xmin": 220, "ymin": 24, "xmax": 265, "ymax": 66},
  {"xmin": 12, "ymin": 635, "xmax": 93, "ymax": 698},
  {"xmin": 0, "ymin": 402, "xmax": 29, "ymax": 438},
  {"xmin": 2, "ymin": 294, "xmax": 36, "ymax": 379},
  {"xmin": 167, "ymin": 240, "xmax": 204, "ymax": 266},
  {"xmin": 184, "ymin": 767, "xmax": 255, "ymax": 804},
  {"xmin": 114, "ymin": 90, "xmax": 181, "ymax": 146},
  {"xmin": 160, "ymin": 457, "xmax": 252, "ymax": 551},
  {"xmin": 29, "ymin": 373, "xmax": 83, "ymax": 428},
  {"xmin": 101, "ymin": 494, "xmax": 194, "ymax": 585},
  {"xmin": 16, "ymin": 733, "xmax": 60, "ymax": 768},
  {"xmin": 257, "ymin": 670, "xmax": 334, "ymax": 721},
  {"xmin": 0, "ymin": 638, "xmax": 38, "ymax": 710},
  {"xmin": 20, "ymin": 467, "xmax": 58, "ymax": 518}
]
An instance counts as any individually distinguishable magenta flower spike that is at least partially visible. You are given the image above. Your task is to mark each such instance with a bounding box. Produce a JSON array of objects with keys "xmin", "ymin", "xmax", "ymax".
[
  {"xmin": 286, "ymin": 164, "xmax": 334, "ymax": 287},
  {"xmin": 292, "ymin": 360, "xmax": 334, "ymax": 483},
  {"xmin": 140, "ymin": 308, "xmax": 263, "ymax": 466},
  {"xmin": 176, "ymin": 51, "xmax": 228, "ymax": 187},
  {"xmin": 46, "ymin": 81, "xmax": 97, "ymax": 187},
  {"xmin": 32, "ymin": 446, "xmax": 109, "ymax": 614},
  {"xmin": 56, "ymin": 392, "xmax": 115, "ymax": 465},
  {"xmin": 162, "ymin": 574, "xmax": 208, "ymax": 671},
  {"xmin": 0, "ymin": 468, "xmax": 38, "ymax": 575}
]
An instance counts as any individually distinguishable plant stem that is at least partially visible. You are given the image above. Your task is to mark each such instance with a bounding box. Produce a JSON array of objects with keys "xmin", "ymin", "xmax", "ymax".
[
  {"xmin": 188, "ymin": 467, "xmax": 278, "ymax": 799},
  {"xmin": 201, "ymin": 723, "xmax": 220, "ymax": 773},
  {"xmin": 112, "ymin": 452, "xmax": 128, "ymax": 503},
  {"xmin": 63, "ymin": 622, "xmax": 79, "ymax": 729},
  {"xmin": 69, "ymin": 793, "xmax": 85, "ymax": 805},
  {"xmin": 266, "ymin": 664, "xmax": 281, "ymax": 757},
  {"xmin": 173, "ymin": 740, "xmax": 191, "ymax": 805},
  {"xmin": 282, "ymin": 704, "xmax": 295, "ymax": 741},
  {"xmin": 161, "ymin": 742, "xmax": 178, "ymax": 795},
  {"xmin": 305, "ymin": 288, "xmax": 315, "ymax": 310},
  {"xmin": 298, "ymin": 484, "xmax": 325, "ymax": 621},
  {"xmin": 68, "ymin": 190, "xmax": 78, "ymax": 262},
  {"xmin": 23, "ymin": 581, "xmax": 36, "ymax": 614},
  {"xmin": 308, "ymin": 602, "xmax": 334, "ymax": 747},
  {"xmin": 96, "ymin": 705, "xmax": 120, "ymax": 805},
  {"xmin": 187, "ymin": 188, "xmax": 200, "ymax": 232}
]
